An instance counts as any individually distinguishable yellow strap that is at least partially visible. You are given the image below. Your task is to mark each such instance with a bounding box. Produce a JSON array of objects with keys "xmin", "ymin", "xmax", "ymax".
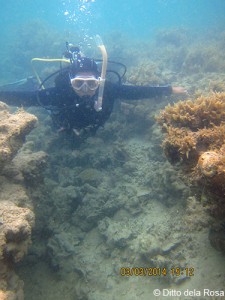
[{"xmin": 31, "ymin": 58, "xmax": 70, "ymax": 89}]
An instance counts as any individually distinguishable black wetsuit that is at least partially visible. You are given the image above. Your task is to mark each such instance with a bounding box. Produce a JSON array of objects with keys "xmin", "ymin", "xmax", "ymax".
[{"xmin": 0, "ymin": 71, "xmax": 172, "ymax": 134}]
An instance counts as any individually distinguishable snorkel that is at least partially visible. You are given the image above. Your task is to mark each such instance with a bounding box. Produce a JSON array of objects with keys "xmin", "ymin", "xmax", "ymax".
[{"xmin": 94, "ymin": 35, "xmax": 108, "ymax": 112}]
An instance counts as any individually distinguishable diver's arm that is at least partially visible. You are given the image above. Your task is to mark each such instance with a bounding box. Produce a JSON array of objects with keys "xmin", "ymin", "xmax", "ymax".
[
  {"xmin": 116, "ymin": 84, "xmax": 173, "ymax": 100},
  {"xmin": 115, "ymin": 85, "xmax": 187, "ymax": 100},
  {"xmin": 0, "ymin": 91, "xmax": 38, "ymax": 107},
  {"xmin": 0, "ymin": 87, "xmax": 62, "ymax": 108}
]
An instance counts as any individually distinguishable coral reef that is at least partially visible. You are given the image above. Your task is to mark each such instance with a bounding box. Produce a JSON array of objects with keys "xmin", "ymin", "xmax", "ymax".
[
  {"xmin": 0, "ymin": 102, "xmax": 46, "ymax": 299},
  {"xmin": 14, "ymin": 94, "xmax": 225, "ymax": 299},
  {"xmin": 156, "ymin": 92, "xmax": 225, "ymax": 217}
]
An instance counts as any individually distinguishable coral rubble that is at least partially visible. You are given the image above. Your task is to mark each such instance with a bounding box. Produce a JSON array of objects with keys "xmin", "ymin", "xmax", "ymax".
[{"xmin": 156, "ymin": 92, "xmax": 225, "ymax": 217}]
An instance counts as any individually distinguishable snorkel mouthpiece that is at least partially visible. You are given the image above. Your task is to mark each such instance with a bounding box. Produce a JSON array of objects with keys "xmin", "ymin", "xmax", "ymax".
[{"xmin": 94, "ymin": 35, "xmax": 108, "ymax": 112}]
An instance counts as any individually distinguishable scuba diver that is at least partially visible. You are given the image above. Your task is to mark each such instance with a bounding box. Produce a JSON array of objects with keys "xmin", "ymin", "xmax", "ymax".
[{"xmin": 0, "ymin": 36, "xmax": 186, "ymax": 137}]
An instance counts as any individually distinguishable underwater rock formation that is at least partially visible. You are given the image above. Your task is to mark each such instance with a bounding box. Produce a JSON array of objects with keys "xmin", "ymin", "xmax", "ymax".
[
  {"xmin": 156, "ymin": 92, "xmax": 225, "ymax": 218},
  {"xmin": 0, "ymin": 102, "xmax": 37, "ymax": 170},
  {"xmin": 0, "ymin": 102, "xmax": 44, "ymax": 299},
  {"xmin": 7, "ymin": 150, "xmax": 48, "ymax": 186}
]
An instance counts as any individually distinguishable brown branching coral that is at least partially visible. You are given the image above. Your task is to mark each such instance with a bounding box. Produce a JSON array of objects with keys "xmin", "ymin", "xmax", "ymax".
[
  {"xmin": 156, "ymin": 92, "xmax": 225, "ymax": 217},
  {"xmin": 161, "ymin": 124, "xmax": 225, "ymax": 164},
  {"xmin": 157, "ymin": 93, "xmax": 225, "ymax": 130}
]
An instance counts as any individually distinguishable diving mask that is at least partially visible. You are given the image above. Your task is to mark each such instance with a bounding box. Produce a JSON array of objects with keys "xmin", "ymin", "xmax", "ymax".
[{"xmin": 71, "ymin": 75, "xmax": 100, "ymax": 93}]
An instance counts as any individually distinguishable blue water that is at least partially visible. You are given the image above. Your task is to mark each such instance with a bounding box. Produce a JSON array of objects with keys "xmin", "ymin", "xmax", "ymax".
[
  {"xmin": 0, "ymin": 0, "xmax": 225, "ymax": 83},
  {"xmin": 1, "ymin": 0, "xmax": 225, "ymax": 40}
]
